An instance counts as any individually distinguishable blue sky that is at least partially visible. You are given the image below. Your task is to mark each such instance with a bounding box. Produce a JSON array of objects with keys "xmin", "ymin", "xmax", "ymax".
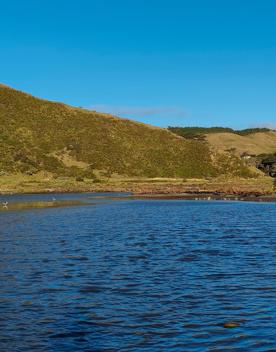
[{"xmin": 1, "ymin": 0, "xmax": 276, "ymax": 129}]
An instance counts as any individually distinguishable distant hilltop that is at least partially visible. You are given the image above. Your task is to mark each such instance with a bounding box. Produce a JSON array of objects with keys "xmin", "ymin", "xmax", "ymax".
[
  {"xmin": 0, "ymin": 84, "xmax": 274, "ymax": 180},
  {"xmin": 168, "ymin": 126, "xmax": 276, "ymax": 157},
  {"xmin": 168, "ymin": 126, "xmax": 275, "ymax": 139}
]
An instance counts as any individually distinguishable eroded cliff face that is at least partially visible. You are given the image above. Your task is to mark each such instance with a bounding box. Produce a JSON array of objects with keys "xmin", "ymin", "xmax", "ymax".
[{"xmin": 258, "ymin": 155, "xmax": 276, "ymax": 177}]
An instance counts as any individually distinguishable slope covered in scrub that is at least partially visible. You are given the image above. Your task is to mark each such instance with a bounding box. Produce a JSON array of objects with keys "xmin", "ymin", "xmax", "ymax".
[{"xmin": 0, "ymin": 84, "xmax": 254, "ymax": 179}]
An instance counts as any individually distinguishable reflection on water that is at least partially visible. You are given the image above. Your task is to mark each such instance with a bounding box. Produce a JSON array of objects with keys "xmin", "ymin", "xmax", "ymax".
[{"xmin": 0, "ymin": 193, "xmax": 276, "ymax": 351}]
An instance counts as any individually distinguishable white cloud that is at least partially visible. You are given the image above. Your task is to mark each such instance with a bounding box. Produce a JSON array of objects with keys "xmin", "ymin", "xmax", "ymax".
[{"xmin": 89, "ymin": 104, "xmax": 186, "ymax": 119}]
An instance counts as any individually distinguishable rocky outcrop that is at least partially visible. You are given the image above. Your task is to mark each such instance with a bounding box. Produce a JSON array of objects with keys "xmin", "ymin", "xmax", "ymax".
[{"xmin": 258, "ymin": 155, "xmax": 276, "ymax": 177}]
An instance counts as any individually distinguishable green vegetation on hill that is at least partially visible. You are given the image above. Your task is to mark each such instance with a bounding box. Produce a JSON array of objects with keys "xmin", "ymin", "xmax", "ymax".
[
  {"xmin": 0, "ymin": 85, "xmax": 255, "ymax": 179},
  {"xmin": 168, "ymin": 126, "xmax": 273, "ymax": 140},
  {"xmin": 236, "ymin": 128, "xmax": 273, "ymax": 136}
]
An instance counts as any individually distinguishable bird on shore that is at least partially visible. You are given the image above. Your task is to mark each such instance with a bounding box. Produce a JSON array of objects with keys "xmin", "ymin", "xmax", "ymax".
[{"xmin": 2, "ymin": 201, "xmax": 8, "ymax": 209}]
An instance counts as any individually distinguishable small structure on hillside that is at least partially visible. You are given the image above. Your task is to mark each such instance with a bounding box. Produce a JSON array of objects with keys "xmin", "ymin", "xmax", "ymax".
[{"xmin": 241, "ymin": 152, "xmax": 254, "ymax": 160}]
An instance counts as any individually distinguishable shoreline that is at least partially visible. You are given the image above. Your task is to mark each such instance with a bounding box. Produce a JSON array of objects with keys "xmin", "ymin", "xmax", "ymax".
[
  {"xmin": 0, "ymin": 175, "xmax": 275, "ymax": 202},
  {"xmin": 131, "ymin": 193, "xmax": 276, "ymax": 203},
  {"xmin": 1, "ymin": 190, "xmax": 276, "ymax": 204},
  {"xmin": 1, "ymin": 191, "xmax": 276, "ymax": 203}
]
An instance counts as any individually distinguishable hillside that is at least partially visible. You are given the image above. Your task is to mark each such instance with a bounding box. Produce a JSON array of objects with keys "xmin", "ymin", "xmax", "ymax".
[
  {"xmin": 205, "ymin": 131, "xmax": 276, "ymax": 156},
  {"xmin": 0, "ymin": 84, "xmax": 255, "ymax": 179},
  {"xmin": 168, "ymin": 126, "xmax": 276, "ymax": 156},
  {"xmin": 168, "ymin": 126, "xmax": 273, "ymax": 139}
]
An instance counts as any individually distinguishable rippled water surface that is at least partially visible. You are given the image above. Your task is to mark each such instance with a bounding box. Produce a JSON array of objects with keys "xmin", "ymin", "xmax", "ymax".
[{"xmin": 1, "ymin": 193, "xmax": 276, "ymax": 351}]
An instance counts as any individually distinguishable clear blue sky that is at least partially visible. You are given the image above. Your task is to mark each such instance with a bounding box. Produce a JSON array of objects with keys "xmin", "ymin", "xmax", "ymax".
[{"xmin": 1, "ymin": 0, "xmax": 276, "ymax": 129}]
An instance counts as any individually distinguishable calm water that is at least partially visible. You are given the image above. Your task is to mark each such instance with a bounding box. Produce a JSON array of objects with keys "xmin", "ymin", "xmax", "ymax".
[{"xmin": 0, "ymin": 193, "xmax": 276, "ymax": 351}]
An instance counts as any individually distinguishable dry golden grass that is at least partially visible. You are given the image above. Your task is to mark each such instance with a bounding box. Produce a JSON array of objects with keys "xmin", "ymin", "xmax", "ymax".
[
  {"xmin": 0, "ymin": 173, "xmax": 274, "ymax": 195},
  {"xmin": 206, "ymin": 131, "xmax": 276, "ymax": 156}
]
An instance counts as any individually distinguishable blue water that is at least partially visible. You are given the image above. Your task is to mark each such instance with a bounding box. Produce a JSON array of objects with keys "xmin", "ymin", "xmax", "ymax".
[{"xmin": 0, "ymin": 193, "xmax": 276, "ymax": 351}]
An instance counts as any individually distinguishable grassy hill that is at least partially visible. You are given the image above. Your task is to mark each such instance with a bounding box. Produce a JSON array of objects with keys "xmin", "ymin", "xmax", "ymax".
[
  {"xmin": 0, "ymin": 84, "xmax": 255, "ymax": 179},
  {"xmin": 169, "ymin": 126, "xmax": 276, "ymax": 156},
  {"xmin": 205, "ymin": 131, "xmax": 276, "ymax": 156}
]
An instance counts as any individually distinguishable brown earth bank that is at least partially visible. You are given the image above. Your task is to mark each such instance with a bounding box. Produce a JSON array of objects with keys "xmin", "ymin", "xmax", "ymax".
[{"xmin": 126, "ymin": 179, "xmax": 276, "ymax": 202}]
